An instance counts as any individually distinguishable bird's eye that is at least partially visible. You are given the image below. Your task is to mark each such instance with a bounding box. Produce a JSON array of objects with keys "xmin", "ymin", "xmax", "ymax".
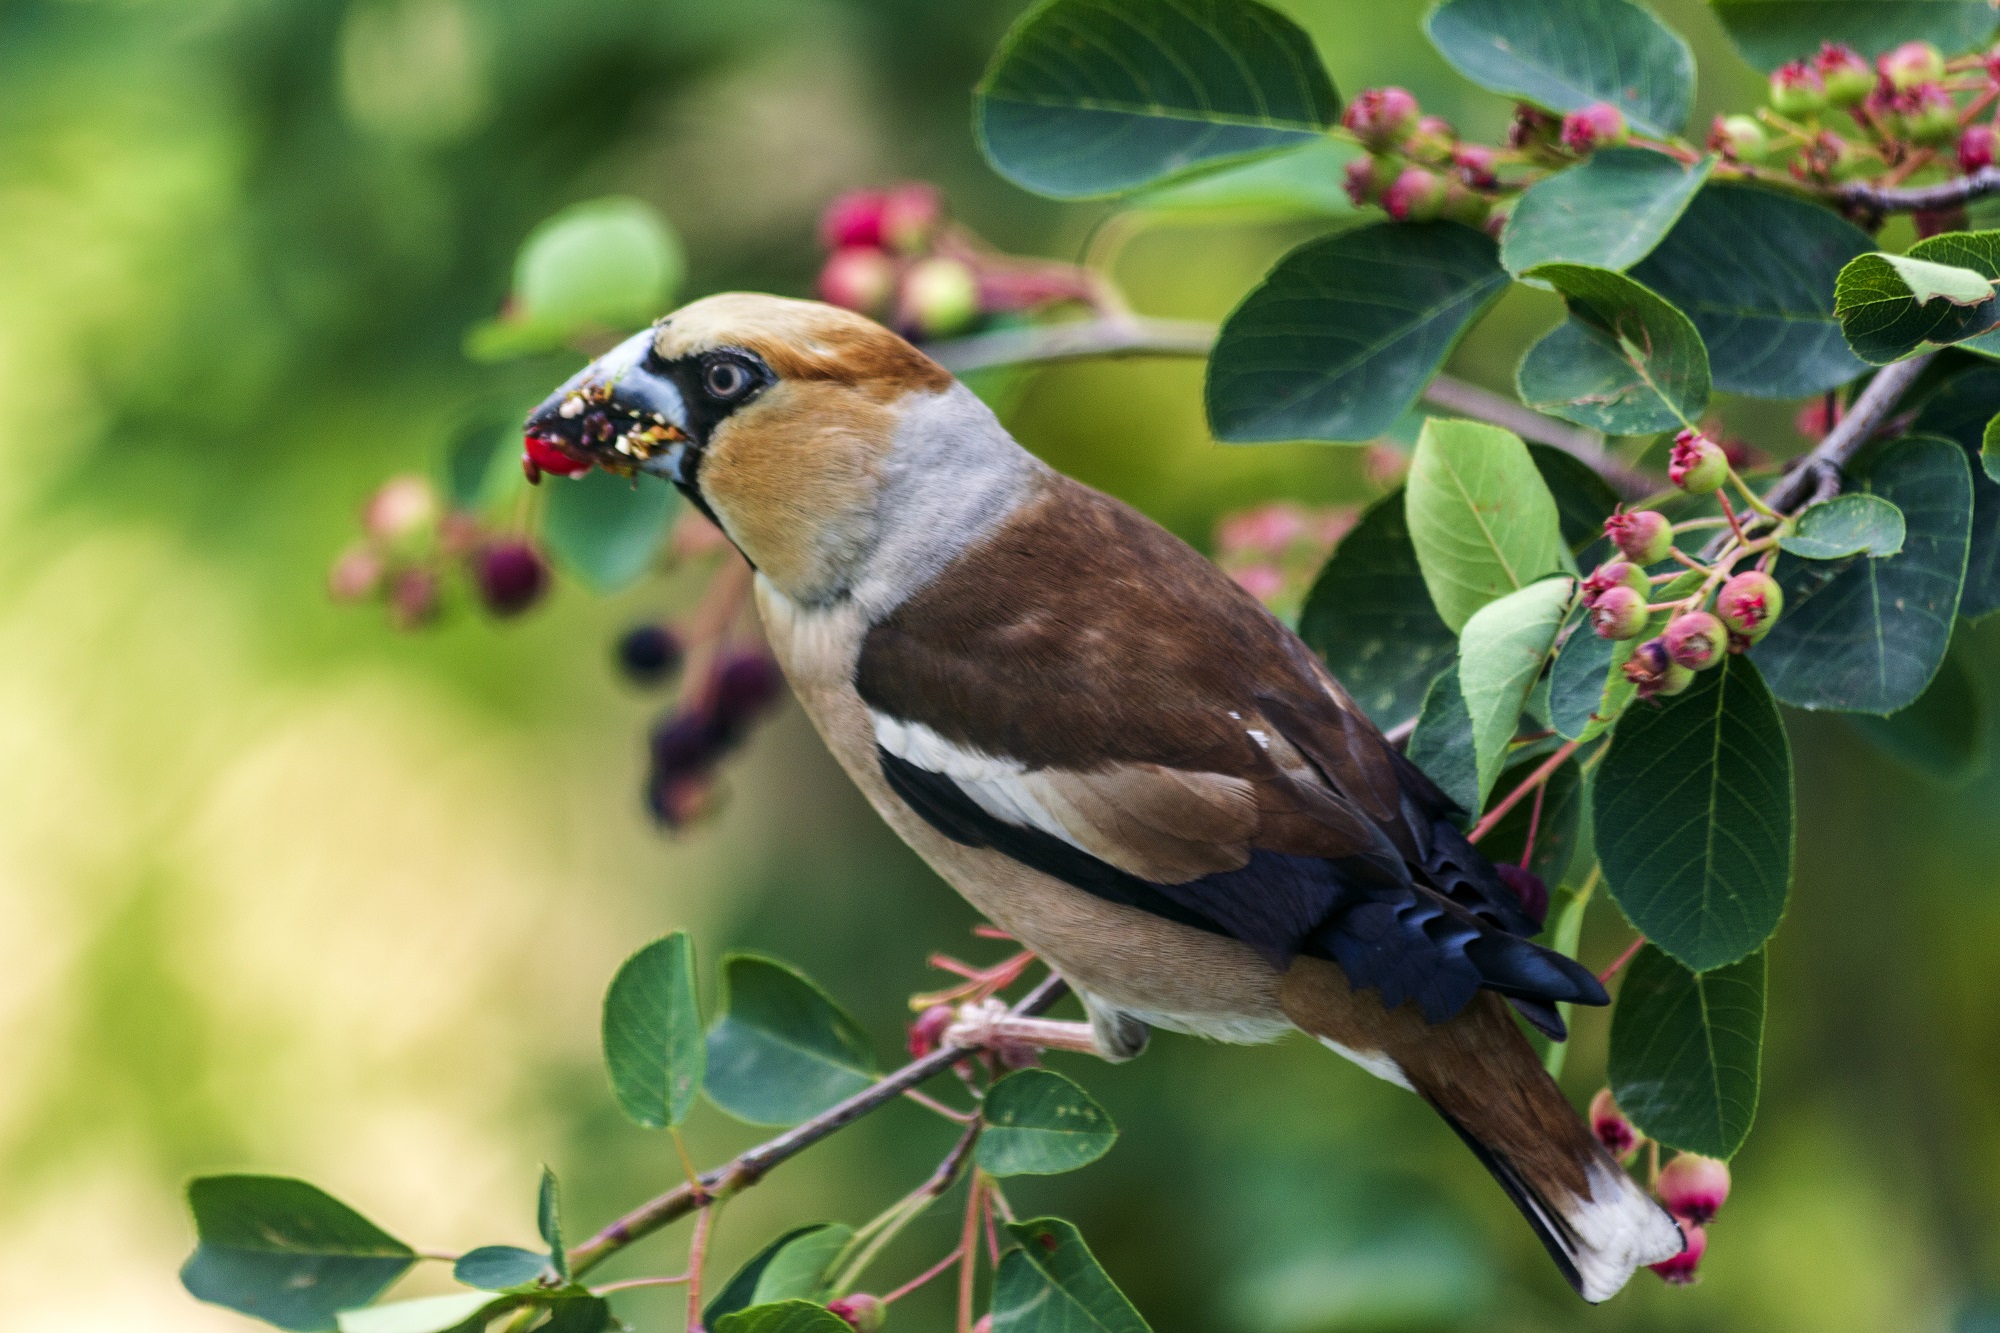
[{"xmin": 704, "ymin": 360, "xmax": 752, "ymax": 400}]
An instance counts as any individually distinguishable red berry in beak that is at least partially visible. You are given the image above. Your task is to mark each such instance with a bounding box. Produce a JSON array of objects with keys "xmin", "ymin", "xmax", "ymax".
[
  {"xmin": 1656, "ymin": 1152, "xmax": 1731, "ymax": 1225},
  {"xmin": 523, "ymin": 432, "xmax": 591, "ymax": 483}
]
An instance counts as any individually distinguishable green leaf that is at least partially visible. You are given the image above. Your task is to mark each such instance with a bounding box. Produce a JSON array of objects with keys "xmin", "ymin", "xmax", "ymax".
[
  {"xmin": 1754, "ymin": 435, "xmax": 1973, "ymax": 713},
  {"xmin": 993, "ymin": 1219, "xmax": 1152, "ymax": 1333},
  {"xmin": 1517, "ymin": 262, "xmax": 1710, "ymax": 433},
  {"xmin": 1549, "ymin": 569, "xmax": 1704, "ymax": 742},
  {"xmin": 1125, "ymin": 137, "xmax": 1360, "ymax": 224},
  {"xmin": 444, "ymin": 418, "xmax": 513, "ymax": 511},
  {"xmin": 1297, "ymin": 491, "xmax": 1456, "ymax": 731},
  {"xmin": 1629, "ymin": 183, "xmax": 1873, "ymax": 398},
  {"xmin": 467, "ymin": 198, "xmax": 681, "ymax": 360},
  {"xmin": 1779, "ymin": 493, "xmax": 1907, "ymax": 559},
  {"xmin": 715, "ymin": 1301, "xmax": 852, "ymax": 1333},
  {"xmin": 1846, "ymin": 639, "xmax": 1990, "ymax": 783},
  {"xmin": 538, "ymin": 1295, "xmax": 612, "ymax": 1333},
  {"xmin": 1405, "ymin": 417, "xmax": 1572, "ymax": 632},
  {"xmin": 335, "ymin": 1293, "xmax": 506, "ymax": 1333},
  {"xmin": 705, "ymin": 1226, "xmax": 843, "ymax": 1326},
  {"xmin": 1407, "ymin": 663, "xmax": 1477, "ymax": 814},
  {"xmin": 1459, "ymin": 577, "xmax": 1575, "ymax": 803},
  {"xmin": 1502, "ymin": 150, "xmax": 1713, "ymax": 277},
  {"xmin": 1986, "ymin": 413, "xmax": 2000, "ymax": 483},
  {"xmin": 1595, "ymin": 657, "xmax": 1794, "ymax": 972},
  {"xmin": 1911, "ymin": 365, "xmax": 2000, "ymax": 619},
  {"xmin": 978, "ymin": 1069, "xmax": 1120, "ymax": 1176},
  {"xmin": 1608, "ymin": 945, "xmax": 1765, "ymax": 1159},
  {"xmin": 602, "ymin": 931, "xmax": 704, "ymax": 1129},
  {"xmin": 181, "ymin": 1176, "xmax": 416, "ymax": 1333},
  {"xmin": 704, "ymin": 954, "xmax": 878, "ymax": 1125},
  {"xmin": 537, "ymin": 1168, "xmax": 566, "ymax": 1282},
  {"xmin": 1835, "ymin": 252, "xmax": 1999, "ymax": 364},
  {"xmin": 1425, "ymin": 0, "xmax": 1695, "ymax": 137},
  {"xmin": 1529, "ymin": 443, "xmax": 1620, "ymax": 552},
  {"xmin": 452, "ymin": 1246, "xmax": 549, "ymax": 1291},
  {"xmin": 540, "ymin": 468, "xmax": 677, "ymax": 592},
  {"xmin": 974, "ymin": 0, "xmax": 1339, "ymax": 199},
  {"xmin": 1478, "ymin": 753, "xmax": 1587, "ymax": 889},
  {"xmin": 1709, "ymin": 0, "xmax": 1996, "ymax": 73},
  {"xmin": 1206, "ymin": 224, "xmax": 1509, "ymax": 443},
  {"xmin": 746, "ymin": 1225, "xmax": 854, "ymax": 1306}
]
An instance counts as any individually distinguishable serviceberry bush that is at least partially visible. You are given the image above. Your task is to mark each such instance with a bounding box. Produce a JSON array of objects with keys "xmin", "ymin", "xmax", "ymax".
[{"xmin": 196, "ymin": 0, "xmax": 2000, "ymax": 1329}]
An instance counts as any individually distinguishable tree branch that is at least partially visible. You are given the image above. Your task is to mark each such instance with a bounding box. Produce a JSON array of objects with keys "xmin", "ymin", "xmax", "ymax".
[
  {"xmin": 1761, "ymin": 353, "xmax": 1938, "ymax": 514},
  {"xmin": 566, "ymin": 973, "xmax": 1071, "ymax": 1278},
  {"xmin": 1834, "ymin": 166, "xmax": 2000, "ymax": 213},
  {"xmin": 922, "ymin": 317, "xmax": 1640, "ymax": 494}
]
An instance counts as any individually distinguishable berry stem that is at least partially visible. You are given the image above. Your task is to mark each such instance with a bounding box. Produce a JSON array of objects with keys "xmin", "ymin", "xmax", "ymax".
[
  {"xmin": 957, "ymin": 1173, "xmax": 985, "ymax": 1333},
  {"xmin": 684, "ymin": 1196, "xmax": 718, "ymax": 1333},
  {"xmin": 1598, "ymin": 934, "xmax": 1648, "ymax": 986},
  {"xmin": 590, "ymin": 1274, "xmax": 693, "ymax": 1294},
  {"xmin": 881, "ymin": 1244, "xmax": 966, "ymax": 1305},
  {"xmin": 1467, "ymin": 740, "xmax": 1581, "ymax": 844},
  {"xmin": 1519, "ymin": 781, "xmax": 1548, "ymax": 869}
]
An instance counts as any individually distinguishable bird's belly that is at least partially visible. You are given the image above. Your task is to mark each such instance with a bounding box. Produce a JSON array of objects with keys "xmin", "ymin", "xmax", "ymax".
[{"xmin": 757, "ymin": 579, "xmax": 1289, "ymax": 1041}]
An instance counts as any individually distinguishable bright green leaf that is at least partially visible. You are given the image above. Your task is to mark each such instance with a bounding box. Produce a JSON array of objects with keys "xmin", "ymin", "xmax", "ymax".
[
  {"xmin": 1425, "ymin": 0, "xmax": 1695, "ymax": 137},
  {"xmin": 993, "ymin": 1219, "xmax": 1152, "ymax": 1333},
  {"xmin": 1206, "ymin": 224, "xmax": 1509, "ymax": 443},
  {"xmin": 1405, "ymin": 417, "xmax": 1572, "ymax": 632},
  {"xmin": 336, "ymin": 1294, "xmax": 507, "ymax": 1333},
  {"xmin": 467, "ymin": 199, "xmax": 681, "ymax": 360},
  {"xmin": 1779, "ymin": 493, "xmax": 1907, "ymax": 559},
  {"xmin": 181, "ymin": 1176, "xmax": 416, "ymax": 1333},
  {"xmin": 1847, "ymin": 640, "xmax": 1990, "ymax": 784},
  {"xmin": 705, "ymin": 1226, "xmax": 841, "ymax": 1327},
  {"xmin": 1407, "ymin": 661, "xmax": 1478, "ymax": 815},
  {"xmin": 602, "ymin": 931, "xmax": 704, "ymax": 1129},
  {"xmin": 540, "ymin": 468, "xmax": 677, "ymax": 592},
  {"xmin": 1517, "ymin": 262, "xmax": 1710, "ymax": 433},
  {"xmin": 1835, "ymin": 250, "xmax": 2000, "ymax": 364},
  {"xmin": 1502, "ymin": 150, "xmax": 1712, "ymax": 277},
  {"xmin": 974, "ymin": 0, "xmax": 1339, "ymax": 199},
  {"xmin": 1459, "ymin": 577, "xmax": 1575, "ymax": 804},
  {"xmin": 715, "ymin": 1301, "xmax": 852, "ymax": 1333},
  {"xmin": 1754, "ymin": 435, "xmax": 1973, "ymax": 713},
  {"xmin": 1297, "ymin": 491, "xmax": 1456, "ymax": 731},
  {"xmin": 1529, "ymin": 444, "xmax": 1621, "ymax": 553},
  {"xmin": 537, "ymin": 1168, "xmax": 566, "ymax": 1281},
  {"xmin": 1986, "ymin": 412, "xmax": 2000, "ymax": 483},
  {"xmin": 1609, "ymin": 945, "xmax": 1765, "ymax": 1159},
  {"xmin": 1630, "ymin": 183, "xmax": 1872, "ymax": 398},
  {"xmin": 979, "ymin": 1069, "xmax": 1120, "ymax": 1176},
  {"xmin": 1708, "ymin": 0, "xmax": 1996, "ymax": 73},
  {"xmin": 1596, "ymin": 657, "xmax": 1794, "ymax": 973},
  {"xmin": 704, "ymin": 954, "xmax": 877, "ymax": 1126},
  {"xmin": 1911, "ymin": 366, "xmax": 2000, "ymax": 619},
  {"xmin": 452, "ymin": 1246, "xmax": 549, "ymax": 1291},
  {"xmin": 1126, "ymin": 138, "xmax": 1360, "ymax": 224},
  {"xmin": 746, "ymin": 1225, "xmax": 853, "ymax": 1307}
]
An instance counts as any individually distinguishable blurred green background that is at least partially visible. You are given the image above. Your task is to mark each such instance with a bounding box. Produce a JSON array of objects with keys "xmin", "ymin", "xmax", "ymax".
[{"xmin": 6, "ymin": 0, "xmax": 2000, "ymax": 1329}]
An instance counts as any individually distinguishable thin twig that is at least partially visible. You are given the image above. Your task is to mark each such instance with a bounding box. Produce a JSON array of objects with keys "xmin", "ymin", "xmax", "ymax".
[
  {"xmin": 1467, "ymin": 740, "xmax": 1581, "ymax": 844},
  {"xmin": 881, "ymin": 1245, "xmax": 966, "ymax": 1305},
  {"xmin": 590, "ymin": 1274, "xmax": 691, "ymax": 1295},
  {"xmin": 832, "ymin": 1119, "xmax": 984, "ymax": 1293},
  {"xmin": 1762, "ymin": 353, "xmax": 1938, "ymax": 514},
  {"xmin": 566, "ymin": 973, "xmax": 1070, "ymax": 1278},
  {"xmin": 1834, "ymin": 165, "xmax": 2000, "ymax": 212},
  {"xmin": 1598, "ymin": 934, "xmax": 1648, "ymax": 985},
  {"xmin": 685, "ymin": 1200, "xmax": 716, "ymax": 1332},
  {"xmin": 956, "ymin": 1174, "xmax": 984, "ymax": 1333}
]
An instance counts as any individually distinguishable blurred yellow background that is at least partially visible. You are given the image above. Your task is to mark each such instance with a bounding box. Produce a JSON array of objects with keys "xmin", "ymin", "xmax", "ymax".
[{"xmin": 4, "ymin": 1, "xmax": 1999, "ymax": 1329}]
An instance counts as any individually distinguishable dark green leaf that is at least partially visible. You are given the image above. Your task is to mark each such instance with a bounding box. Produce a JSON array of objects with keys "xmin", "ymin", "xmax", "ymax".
[
  {"xmin": 1629, "ymin": 183, "xmax": 1872, "ymax": 398},
  {"xmin": 602, "ymin": 931, "xmax": 704, "ymax": 1129},
  {"xmin": 979, "ymin": 1069, "xmax": 1120, "ymax": 1176},
  {"xmin": 1754, "ymin": 435, "xmax": 1973, "ymax": 713},
  {"xmin": 1206, "ymin": 224, "xmax": 1509, "ymax": 443},
  {"xmin": 336, "ymin": 1293, "xmax": 507, "ymax": 1333},
  {"xmin": 1529, "ymin": 443, "xmax": 1620, "ymax": 552},
  {"xmin": 1126, "ymin": 138, "xmax": 1360, "ymax": 224},
  {"xmin": 453, "ymin": 1246, "xmax": 549, "ymax": 1291},
  {"xmin": 974, "ymin": 0, "xmax": 1339, "ymax": 199},
  {"xmin": 704, "ymin": 954, "xmax": 878, "ymax": 1125},
  {"xmin": 1405, "ymin": 418, "xmax": 1572, "ymax": 632},
  {"xmin": 1596, "ymin": 657, "xmax": 1793, "ymax": 972},
  {"xmin": 1986, "ymin": 413, "xmax": 2000, "ymax": 483},
  {"xmin": 1835, "ymin": 246, "xmax": 2000, "ymax": 365},
  {"xmin": 541, "ymin": 469, "xmax": 677, "ymax": 592},
  {"xmin": 715, "ymin": 1301, "xmax": 851, "ymax": 1333},
  {"xmin": 181, "ymin": 1176, "xmax": 416, "ymax": 1332},
  {"xmin": 705, "ymin": 1226, "xmax": 843, "ymax": 1326},
  {"xmin": 537, "ymin": 1168, "xmax": 566, "ymax": 1282},
  {"xmin": 1424, "ymin": 0, "xmax": 1695, "ymax": 137},
  {"xmin": 1517, "ymin": 262, "xmax": 1710, "ymax": 433},
  {"xmin": 1779, "ymin": 493, "xmax": 1906, "ymax": 559},
  {"xmin": 993, "ymin": 1219, "xmax": 1152, "ymax": 1333},
  {"xmin": 1460, "ymin": 577, "xmax": 1575, "ymax": 801},
  {"xmin": 1478, "ymin": 753, "xmax": 1586, "ymax": 889},
  {"xmin": 466, "ymin": 199, "xmax": 681, "ymax": 360},
  {"xmin": 1847, "ymin": 640, "xmax": 1990, "ymax": 783},
  {"xmin": 538, "ymin": 1295, "xmax": 612, "ymax": 1333},
  {"xmin": 1297, "ymin": 491, "xmax": 1456, "ymax": 731},
  {"xmin": 1709, "ymin": 0, "xmax": 1996, "ymax": 73},
  {"xmin": 1608, "ymin": 945, "xmax": 1765, "ymax": 1159},
  {"xmin": 1911, "ymin": 365, "xmax": 2000, "ymax": 618},
  {"xmin": 1501, "ymin": 150, "xmax": 1712, "ymax": 277},
  {"xmin": 1406, "ymin": 663, "xmax": 1478, "ymax": 815},
  {"xmin": 444, "ymin": 419, "xmax": 511, "ymax": 510}
]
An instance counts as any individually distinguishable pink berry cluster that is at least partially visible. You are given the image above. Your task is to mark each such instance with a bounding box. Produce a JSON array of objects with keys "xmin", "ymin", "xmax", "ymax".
[
  {"xmin": 1213, "ymin": 501, "xmax": 1357, "ymax": 616},
  {"xmin": 1590, "ymin": 1090, "xmax": 1734, "ymax": 1285},
  {"xmin": 1577, "ymin": 429, "xmax": 1785, "ymax": 700},
  {"xmin": 1711, "ymin": 40, "xmax": 2000, "ymax": 205},
  {"xmin": 329, "ymin": 474, "xmax": 551, "ymax": 627},
  {"xmin": 816, "ymin": 183, "xmax": 1097, "ymax": 338}
]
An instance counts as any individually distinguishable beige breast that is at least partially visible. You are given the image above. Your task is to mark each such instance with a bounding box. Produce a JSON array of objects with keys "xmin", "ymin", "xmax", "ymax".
[{"xmin": 755, "ymin": 577, "xmax": 1288, "ymax": 1036}]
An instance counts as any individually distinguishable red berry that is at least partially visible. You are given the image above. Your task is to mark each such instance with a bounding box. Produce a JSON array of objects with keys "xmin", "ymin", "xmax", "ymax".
[
  {"xmin": 820, "ymin": 189, "xmax": 888, "ymax": 250},
  {"xmin": 1591, "ymin": 586, "xmax": 1649, "ymax": 640},
  {"xmin": 818, "ymin": 247, "xmax": 897, "ymax": 315},
  {"xmin": 1604, "ymin": 510, "xmax": 1674, "ymax": 565},
  {"xmin": 1589, "ymin": 1088, "xmax": 1638, "ymax": 1158},
  {"xmin": 1962, "ymin": 124, "xmax": 1997, "ymax": 173},
  {"xmin": 1382, "ymin": 166, "xmax": 1448, "ymax": 222},
  {"xmin": 1560, "ymin": 102, "xmax": 1629, "ymax": 153},
  {"xmin": 881, "ymin": 183, "xmax": 943, "ymax": 253},
  {"xmin": 1716, "ymin": 570, "xmax": 1784, "ymax": 641},
  {"xmin": 1650, "ymin": 1222, "xmax": 1707, "ymax": 1285},
  {"xmin": 1663, "ymin": 610, "xmax": 1727, "ymax": 670},
  {"xmin": 1769, "ymin": 61, "xmax": 1827, "ymax": 115},
  {"xmin": 523, "ymin": 431, "xmax": 591, "ymax": 481},
  {"xmin": 1815, "ymin": 43, "xmax": 1874, "ymax": 107},
  {"xmin": 908, "ymin": 1004, "xmax": 955, "ymax": 1058},
  {"xmin": 474, "ymin": 540, "xmax": 549, "ymax": 617},
  {"xmin": 1668, "ymin": 429, "xmax": 1729, "ymax": 493},
  {"xmin": 826, "ymin": 1294, "xmax": 887, "ymax": 1332},
  {"xmin": 1656, "ymin": 1152, "xmax": 1731, "ymax": 1226},
  {"xmin": 1342, "ymin": 87, "xmax": 1421, "ymax": 151}
]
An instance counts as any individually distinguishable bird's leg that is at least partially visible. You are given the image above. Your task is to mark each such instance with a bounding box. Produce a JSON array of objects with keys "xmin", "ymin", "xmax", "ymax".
[{"xmin": 943, "ymin": 993, "xmax": 1148, "ymax": 1063}]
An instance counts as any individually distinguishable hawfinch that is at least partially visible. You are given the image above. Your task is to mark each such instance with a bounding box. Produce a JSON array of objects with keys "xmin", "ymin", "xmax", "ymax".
[{"xmin": 525, "ymin": 294, "xmax": 1684, "ymax": 1301}]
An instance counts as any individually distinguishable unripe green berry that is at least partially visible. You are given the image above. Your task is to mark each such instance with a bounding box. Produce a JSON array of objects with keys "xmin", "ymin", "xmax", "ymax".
[
  {"xmin": 1605, "ymin": 509, "xmax": 1674, "ymax": 565},
  {"xmin": 898, "ymin": 257, "xmax": 979, "ymax": 338},
  {"xmin": 1881, "ymin": 41, "xmax": 1946, "ymax": 92},
  {"xmin": 1591, "ymin": 586, "xmax": 1648, "ymax": 640},
  {"xmin": 1716, "ymin": 569, "xmax": 1784, "ymax": 641},
  {"xmin": 1816, "ymin": 43, "xmax": 1875, "ymax": 107},
  {"xmin": 1709, "ymin": 114, "xmax": 1769, "ymax": 163},
  {"xmin": 1663, "ymin": 610, "xmax": 1728, "ymax": 671},
  {"xmin": 1669, "ymin": 429, "xmax": 1730, "ymax": 493},
  {"xmin": 1582, "ymin": 558, "xmax": 1650, "ymax": 605},
  {"xmin": 1769, "ymin": 61, "xmax": 1827, "ymax": 116}
]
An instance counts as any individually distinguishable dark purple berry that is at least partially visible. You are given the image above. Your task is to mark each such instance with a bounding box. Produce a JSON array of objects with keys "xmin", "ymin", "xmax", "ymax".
[
  {"xmin": 475, "ymin": 541, "xmax": 548, "ymax": 616},
  {"xmin": 617, "ymin": 624, "xmax": 685, "ymax": 685},
  {"xmin": 712, "ymin": 651, "xmax": 786, "ymax": 729}
]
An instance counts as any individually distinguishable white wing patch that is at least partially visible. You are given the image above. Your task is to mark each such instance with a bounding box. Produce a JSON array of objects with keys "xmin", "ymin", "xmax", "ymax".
[{"xmin": 870, "ymin": 712, "xmax": 1088, "ymax": 852}]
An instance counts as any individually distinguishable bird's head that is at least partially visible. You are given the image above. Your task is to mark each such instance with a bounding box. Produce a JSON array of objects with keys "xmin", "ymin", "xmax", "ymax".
[{"xmin": 524, "ymin": 293, "xmax": 1024, "ymax": 607}]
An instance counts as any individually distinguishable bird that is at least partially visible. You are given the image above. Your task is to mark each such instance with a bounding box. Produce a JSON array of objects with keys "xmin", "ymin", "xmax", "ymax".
[{"xmin": 522, "ymin": 293, "xmax": 1685, "ymax": 1302}]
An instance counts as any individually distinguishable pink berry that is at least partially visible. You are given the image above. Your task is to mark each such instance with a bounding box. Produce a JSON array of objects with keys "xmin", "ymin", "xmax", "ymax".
[
  {"xmin": 363, "ymin": 475, "xmax": 437, "ymax": 542},
  {"xmin": 1815, "ymin": 42, "xmax": 1875, "ymax": 107},
  {"xmin": 1591, "ymin": 586, "xmax": 1649, "ymax": 640},
  {"xmin": 1452, "ymin": 143, "xmax": 1498, "ymax": 189},
  {"xmin": 819, "ymin": 189, "xmax": 888, "ymax": 250},
  {"xmin": 1382, "ymin": 165, "xmax": 1448, "ymax": 222},
  {"xmin": 389, "ymin": 567, "xmax": 440, "ymax": 630},
  {"xmin": 1668, "ymin": 429, "xmax": 1729, "ymax": 493},
  {"xmin": 826, "ymin": 1294, "xmax": 887, "ymax": 1332},
  {"xmin": 1903, "ymin": 84, "xmax": 1958, "ymax": 145},
  {"xmin": 1663, "ymin": 610, "xmax": 1728, "ymax": 670},
  {"xmin": 897, "ymin": 257, "xmax": 979, "ymax": 338},
  {"xmin": 1623, "ymin": 637, "xmax": 1694, "ymax": 699},
  {"xmin": 473, "ymin": 540, "xmax": 549, "ymax": 617},
  {"xmin": 1769, "ymin": 61, "xmax": 1826, "ymax": 116},
  {"xmin": 1650, "ymin": 1222, "xmax": 1707, "ymax": 1285},
  {"xmin": 1581, "ymin": 559, "xmax": 1649, "ymax": 606},
  {"xmin": 1560, "ymin": 102, "xmax": 1629, "ymax": 153},
  {"xmin": 1716, "ymin": 570, "xmax": 1784, "ymax": 641},
  {"xmin": 1881, "ymin": 40, "xmax": 1946, "ymax": 92},
  {"xmin": 1962, "ymin": 124, "xmax": 1998, "ymax": 173},
  {"xmin": 881, "ymin": 183, "xmax": 943, "ymax": 253},
  {"xmin": 1342, "ymin": 87, "xmax": 1421, "ymax": 151},
  {"xmin": 327, "ymin": 544, "xmax": 386, "ymax": 602},
  {"xmin": 818, "ymin": 246, "xmax": 897, "ymax": 315},
  {"xmin": 1589, "ymin": 1088, "xmax": 1638, "ymax": 1158},
  {"xmin": 1604, "ymin": 510, "xmax": 1674, "ymax": 565},
  {"xmin": 908, "ymin": 1004, "xmax": 955, "ymax": 1058},
  {"xmin": 1656, "ymin": 1152, "xmax": 1731, "ymax": 1226}
]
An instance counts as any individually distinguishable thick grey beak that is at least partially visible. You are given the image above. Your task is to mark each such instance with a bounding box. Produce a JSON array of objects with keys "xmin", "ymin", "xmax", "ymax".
[{"xmin": 523, "ymin": 328, "xmax": 690, "ymax": 481}]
